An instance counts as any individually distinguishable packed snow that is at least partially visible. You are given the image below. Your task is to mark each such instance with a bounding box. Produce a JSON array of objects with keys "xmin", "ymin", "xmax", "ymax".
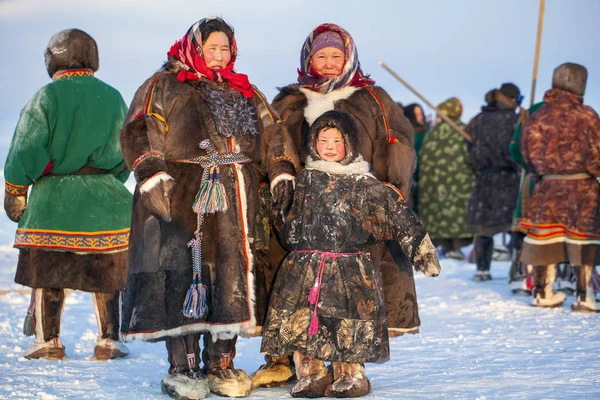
[{"xmin": 0, "ymin": 242, "xmax": 598, "ymax": 399}]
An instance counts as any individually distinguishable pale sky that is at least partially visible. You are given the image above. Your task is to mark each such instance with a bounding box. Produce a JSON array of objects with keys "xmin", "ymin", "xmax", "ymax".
[{"xmin": 1, "ymin": 0, "xmax": 599, "ymax": 163}]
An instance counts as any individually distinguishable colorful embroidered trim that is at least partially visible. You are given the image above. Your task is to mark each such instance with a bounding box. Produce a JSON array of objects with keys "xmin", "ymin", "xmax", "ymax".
[
  {"xmin": 269, "ymin": 155, "xmax": 293, "ymax": 165},
  {"xmin": 5, "ymin": 181, "xmax": 28, "ymax": 196},
  {"xmin": 520, "ymin": 221, "xmax": 600, "ymax": 241},
  {"xmin": 383, "ymin": 182, "xmax": 405, "ymax": 201},
  {"xmin": 132, "ymin": 151, "xmax": 165, "ymax": 170},
  {"xmin": 133, "ymin": 72, "xmax": 170, "ymax": 133},
  {"xmin": 53, "ymin": 69, "xmax": 94, "ymax": 81},
  {"xmin": 364, "ymin": 87, "xmax": 394, "ymax": 143},
  {"xmin": 253, "ymin": 88, "xmax": 280, "ymax": 124},
  {"xmin": 14, "ymin": 228, "xmax": 130, "ymax": 252}
]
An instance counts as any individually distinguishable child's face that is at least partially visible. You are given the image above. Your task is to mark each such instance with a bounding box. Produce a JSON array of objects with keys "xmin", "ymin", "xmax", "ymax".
[{"xmin": 316, "ymin": 127, "xmax": 346, "ymax": 162}]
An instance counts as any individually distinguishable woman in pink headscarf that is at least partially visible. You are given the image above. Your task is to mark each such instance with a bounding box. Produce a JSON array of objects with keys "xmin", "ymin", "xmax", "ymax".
[{"xmin": 252, "ymin": 22, "xmax": 423, "ymax": 396}]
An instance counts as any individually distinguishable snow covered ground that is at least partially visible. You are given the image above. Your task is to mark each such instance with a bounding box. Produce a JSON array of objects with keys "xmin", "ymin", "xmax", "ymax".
[{"xmin": 0, "ymin": 244, "xmax": 598, "ymax": 399}]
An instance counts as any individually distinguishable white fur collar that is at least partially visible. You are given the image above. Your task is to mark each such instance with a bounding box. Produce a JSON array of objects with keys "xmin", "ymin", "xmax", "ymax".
[
  {"xmin": 305, "ymin": 155, "xmax": 372, "ymax": 175},
  {"xmin": 299, "ymin": 86, "xmax": 360, "ymax": 125}
]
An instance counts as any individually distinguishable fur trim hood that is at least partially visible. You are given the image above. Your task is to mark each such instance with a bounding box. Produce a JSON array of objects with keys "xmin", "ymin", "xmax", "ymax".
[{"xmin": 307, "ymin": 110, "xmax": 362, "ymax": 166}]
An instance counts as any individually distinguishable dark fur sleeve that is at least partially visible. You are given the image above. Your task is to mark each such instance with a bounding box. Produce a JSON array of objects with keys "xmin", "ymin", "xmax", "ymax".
[
  {"xmin": 272, "ymin": 85, "xmax": 308, "ymax": 163},
  {"xmin": 355, "ymin": 180, "xmax": 428, "ymax": 265},
  {"xmin": 119, "ymin": 74, "xmax": 169, "ymax": 183},
  {"xmin": 253, "ymin": 86, "xmax": 299, "ymax": 182}
]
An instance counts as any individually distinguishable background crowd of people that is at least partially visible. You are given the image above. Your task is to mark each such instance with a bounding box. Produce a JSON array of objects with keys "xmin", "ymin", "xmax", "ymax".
[{"xmin": 399, "ymin": 68, "xmax": 600, "ymax": 313}]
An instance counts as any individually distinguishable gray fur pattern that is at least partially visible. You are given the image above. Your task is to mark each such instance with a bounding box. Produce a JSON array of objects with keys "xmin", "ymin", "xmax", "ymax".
[{"xmin": 200, "ymin": 85, "xmax": 259, "ymax": 137}]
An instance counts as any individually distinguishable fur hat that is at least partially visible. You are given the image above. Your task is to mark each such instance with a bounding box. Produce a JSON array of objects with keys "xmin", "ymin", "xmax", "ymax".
[
  {"xmin": 552, "ymin": 62, "xmax": 588, "ymax": 96},
  {"xmin": 307, "ymin": 110, "xmax": 361, "ymax": 165},
  {"xmin": 499, "ymin": 83, "xmax": 520, "ymax": 99},
  {"xmin": 45, "ymin": 29, "xmax": 99, "ymax": 78},
  {"xmin": 309, "ymin": 30, "xmax": 345, "ymax": 56}
]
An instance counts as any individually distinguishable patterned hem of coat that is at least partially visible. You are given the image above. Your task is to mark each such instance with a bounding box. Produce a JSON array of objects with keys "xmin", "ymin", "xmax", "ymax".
[{"xmin": 520, "ymin": 237, "xmax": 600, "ymax": 266}]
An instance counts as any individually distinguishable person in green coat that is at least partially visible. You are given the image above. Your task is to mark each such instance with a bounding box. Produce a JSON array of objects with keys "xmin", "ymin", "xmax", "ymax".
[
  {"xmin": 3, "ymin": 29, "xmax": 132, "ymax": 360},
  {"xmin": 417, "ymin": 97, "xmax": 476, "ymax": 260},
  {"xmin": 508, "ymin": 101, "xmax": 543, "ymax": 294}
]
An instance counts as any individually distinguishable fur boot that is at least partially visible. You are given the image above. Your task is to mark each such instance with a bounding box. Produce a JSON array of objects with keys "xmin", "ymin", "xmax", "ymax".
[
  {"xmin": 473, "ymin": 235, "xmax": 493, "ymax": 281},
  {"xmin": 250, "ymin": 354, "xmax": 295, "ymax": 388},
  {"xmin": 91, "ymin": 292, "xmax": 128, "ymax": 360},
  {"xmin": 24, "ymin": 337, "xmax": 66, "ymax": 360},
  {"xmin": 325, "ymin": 362, "xmax": 371, "ymax": 398},
  {"xmin": 572, "ymin": 265, "xmax": 600, "ymax": 313},
  {"xmin": 531, "ymin": 264, "xmax": 566, "ymax": 308},
  {"xmin": 290, "ymin": 351, "xmax": 333, "ymax": 398},
  {"xmin": 161, "ymin": 371, "xmax": 209, "ymax": 400},
  {"xmin": 24, "ymin": 288, "xmax": 66, "ymax": 360},
  {"xmin": 202, "ymin": 335, "xmax": 251, "ymax": 398}
]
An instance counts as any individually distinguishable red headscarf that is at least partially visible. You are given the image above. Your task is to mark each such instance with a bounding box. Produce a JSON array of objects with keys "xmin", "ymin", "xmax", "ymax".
[{"xmin": 167, "ymin": 18, "xmax": 254, "ymax": 98}]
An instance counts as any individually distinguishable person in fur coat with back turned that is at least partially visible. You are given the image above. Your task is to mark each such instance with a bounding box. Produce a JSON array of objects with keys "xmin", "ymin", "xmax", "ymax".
[
  {"xmin": 252, "ymin": 23, "xmax": 419, "ymax": 388},
  {"xmin": 119, "ymin": 18, "xmax": 298, "ymax": 400},
  {"xmin": 261, "ymin": 110, "xmax": 440, "ymax": 398},
  {"xmin": 519, "ymin": 62, "xmax": 600, "ymax": 312},
  {"xmin": 465, "ymin": 83, "xmax": 521, "ymax": 282},
  {"xmin": 3, "ymin": 29, "xmax": 132, "ymax": 361}
]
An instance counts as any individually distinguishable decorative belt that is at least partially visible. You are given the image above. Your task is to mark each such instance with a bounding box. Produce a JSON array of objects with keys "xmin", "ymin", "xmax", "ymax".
[
  {"xmin": 292, "ymin": 249, "xmax": 364, "ymax": 335},
  {"xmin": 176, "ymin": 139, "xmax": 252, "ymax": 319},
  {"xmin": 541, "ymin": 173, "xmax": 591, "ymax": 180}
]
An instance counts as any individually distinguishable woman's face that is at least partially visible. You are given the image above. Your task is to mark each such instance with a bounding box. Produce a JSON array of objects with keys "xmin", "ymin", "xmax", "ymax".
[
  {"xmin": 202, "ymin": 31, "xmax": 231, "ymax": 69},
  {"xmin": 414, "ymin": 106, "xmax": 424, "ymax": 125},
  {"xmin": 316, "ymin": 127, "xmax": 346, "ymax": 162},
  {"xmin": 310, "ymin": 47, "xmax": 345, "ymax": 79}
]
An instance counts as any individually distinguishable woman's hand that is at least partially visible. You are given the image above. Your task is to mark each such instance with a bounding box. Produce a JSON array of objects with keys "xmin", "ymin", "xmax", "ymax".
[{"xmin": 140, "ymin": 172, "xmax": 175, "ymax": 222}]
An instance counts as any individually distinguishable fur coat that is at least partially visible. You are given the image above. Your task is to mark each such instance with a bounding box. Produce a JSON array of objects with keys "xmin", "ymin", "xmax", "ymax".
[
  {"xmin": 270, "ymin": 84, "xmax": 422, "ymax": 335},
  {"xmin": 261, "ymin": 110, "xmax": 439, "ymax": 363},
  {"xmin": 119, "ymin": 62, "xmax": 298, "ymax": 342},
  {"xmin": 519, "ymin": 88, "xmax": 600, "ymax": 266},
  {"xmin": 465, "ymin": 102, "xmax": 520, "ymax": 236}
]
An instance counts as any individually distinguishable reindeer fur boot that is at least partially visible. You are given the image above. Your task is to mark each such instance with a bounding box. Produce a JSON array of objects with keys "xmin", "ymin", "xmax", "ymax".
[
  {"xmin": 250, "ymin": 354, "xmax": 295, "ymax": 388},
  {"xmin": 531, "ymin": 264, "xmax": 566, "ymax": 308},
  {"xmin": 326, "ymin": 362, "xmax": 371, "ymax": 398},
  {"xmin": 290, "ymin": 351, "xmax": 333, "ymax": 398}
]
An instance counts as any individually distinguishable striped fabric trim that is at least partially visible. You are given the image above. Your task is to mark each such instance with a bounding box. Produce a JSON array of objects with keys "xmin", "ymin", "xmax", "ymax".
[
  {"xmin": 14, "ymin": 228, "xmax": 129, "ymax": 252},
  {"xmin": 5, "ymin": 181, "xmax": 28, "ymax": 196},
  {"xmin": 253, "ymin": 88, "xmax": 280, "ymax": 124},
  {"xmin": 269, "ymin": 155, "xmax": 293, "ymax": 165},
  {"xmin": 383, "ymin": 182, "xmax": 405, "ymax": 201},
  {"xmin": 53, "ymin": 69, "xmax": 94, "ymax": 81},
  {"xmin": 520, "ymin": 221, "xmax": 600, "ymax": 241},
  {"xmin": 132, "ymin": 151, "xmax": 165, "ymax": 170},
  {"xmin": 363, "ymin": 87, "xmax": 396, "ymax": 144}
]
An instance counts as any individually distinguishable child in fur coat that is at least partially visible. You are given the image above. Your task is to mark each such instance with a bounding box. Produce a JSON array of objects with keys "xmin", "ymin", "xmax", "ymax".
[{"xmin": 260, "ymin": 110, "xmax": 441, "ymax": 398}]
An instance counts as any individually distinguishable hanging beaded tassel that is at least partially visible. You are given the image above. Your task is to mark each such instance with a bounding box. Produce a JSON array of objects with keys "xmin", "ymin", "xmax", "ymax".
[
  {"xmin": 183, "ymin": 222, "xmax": 208, "ymax": 319},
  {"xmin": 192, "ymin": 166, "xmax": 228, "ymax": 214},
  {"xmin": 181, "ymin": 139, "xmax": 252, "ymax": 319}
]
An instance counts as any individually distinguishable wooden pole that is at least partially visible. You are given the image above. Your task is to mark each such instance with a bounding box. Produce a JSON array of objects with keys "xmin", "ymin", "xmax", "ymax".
[
  {"xmin": 379, "ymin": 61, "xmax": 472, "ymax": 142},
  {"xmin": 530, "ymin": 0, "xmax": 546, "ymax": 108}
]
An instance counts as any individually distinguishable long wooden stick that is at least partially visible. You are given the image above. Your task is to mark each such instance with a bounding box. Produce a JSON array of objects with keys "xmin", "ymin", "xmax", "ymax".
[
  {"xmin": 530, "ymin": 0, "xmax": 546, "ymax": 108},
  {"xmin": 379, "ymin": 61, "xmax": 472, "ymax": 142}
]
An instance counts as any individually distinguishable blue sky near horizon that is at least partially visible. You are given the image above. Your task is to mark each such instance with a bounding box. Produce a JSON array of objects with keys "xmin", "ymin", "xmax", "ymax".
[{"xmin": 0, "ymin": 0, "xmax": 598, "ymax": 165}]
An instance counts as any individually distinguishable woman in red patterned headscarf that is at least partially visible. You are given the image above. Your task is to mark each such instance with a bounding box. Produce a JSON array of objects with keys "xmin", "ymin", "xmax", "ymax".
[{"xmin": 119, "ymin": 17, "xmax": 298, "ymax": 399}]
